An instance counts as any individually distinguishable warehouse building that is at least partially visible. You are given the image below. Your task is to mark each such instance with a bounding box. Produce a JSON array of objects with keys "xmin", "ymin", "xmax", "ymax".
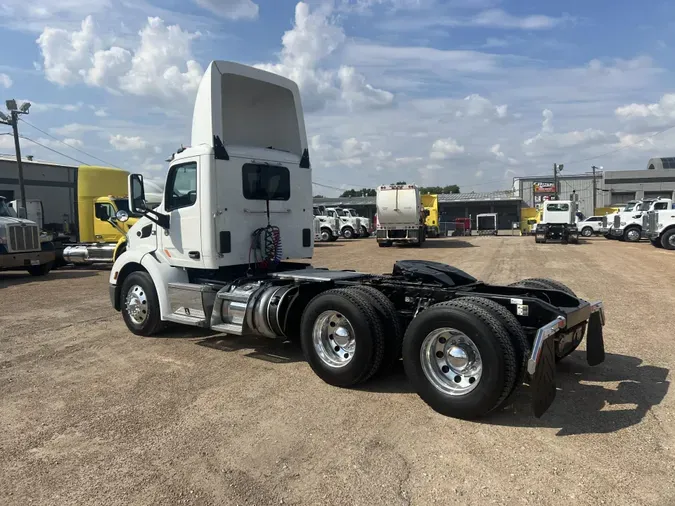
[{"xmin": 314, "ymin": 191, "xmax": 525, "ymax": 231}]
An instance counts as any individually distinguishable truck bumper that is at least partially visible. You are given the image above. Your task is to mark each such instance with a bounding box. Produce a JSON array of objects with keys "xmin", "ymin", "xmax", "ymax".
[
  {"xmin": 110, "ymin": 283, "xmax": 121, "ymax": 311},
  {"xmin": 0, "ymin": 249, "xmax": 56, "ymax": 270},
  {"xmin": 377, "ymin": 228, "xmax": 422, "ymax": 242},
  {"xmin": 528, "ymin": 300, "xmax": 605, "ymax": 417},
  {"xmin": 609, "ymin": 228, "xmax": 623, "ymax": 237}
]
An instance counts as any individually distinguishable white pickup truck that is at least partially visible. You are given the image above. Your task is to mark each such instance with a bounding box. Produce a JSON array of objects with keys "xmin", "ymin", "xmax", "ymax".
[{"xmin": 577, "ymin": 216, "xmax": 605, "ymax": 237}]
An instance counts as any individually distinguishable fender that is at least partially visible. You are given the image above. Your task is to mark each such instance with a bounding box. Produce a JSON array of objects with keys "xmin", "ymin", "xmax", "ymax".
[
  {"xmin": 109, "ymin": 244, "xmax": 188, "ymax": 318},
  {"xmin": 112, "ymin": 236, "xmax": 127, "ymax": 262}
]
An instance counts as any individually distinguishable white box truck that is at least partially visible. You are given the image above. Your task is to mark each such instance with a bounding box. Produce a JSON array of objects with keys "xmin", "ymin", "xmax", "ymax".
[
  {"xmin": 375, "ymin": 184, "xmax": 425, "ymax": 247},
  {"xmin": 107, "ymin": 60, "xmax": 606, "ymax": 420}
]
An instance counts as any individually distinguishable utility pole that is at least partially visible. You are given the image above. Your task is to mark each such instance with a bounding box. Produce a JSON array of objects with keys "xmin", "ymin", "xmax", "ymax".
[
  {"xmin": 553, "ymin": 163, "xmax": 563, "ymax": 199},
  {"xmin": 0, "ymin": 100, "xmax": 31, "ymax": 215},
  {"xmin": 591, "ymin": 165, "xmax": 602, "ymax": 212}
]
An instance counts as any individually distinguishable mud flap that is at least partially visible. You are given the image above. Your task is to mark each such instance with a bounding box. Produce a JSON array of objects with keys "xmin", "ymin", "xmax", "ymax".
[
  {"xmin": 586, "ymin": 311, "xmax": 605, "ymax": 366},
  {"xmin": 531, "ymin": 338, "xmax": 557, "ymax": 418}
]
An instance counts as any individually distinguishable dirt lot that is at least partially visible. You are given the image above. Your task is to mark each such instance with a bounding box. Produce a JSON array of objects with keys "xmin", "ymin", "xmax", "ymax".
[{"xmin": 1, "ymin": 235, "xmax": 674, "ymax": 506}]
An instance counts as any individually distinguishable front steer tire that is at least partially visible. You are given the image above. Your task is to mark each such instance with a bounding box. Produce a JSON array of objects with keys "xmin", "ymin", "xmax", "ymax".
[
  {"xmin": 120, "ymin": 271, "xmax": 165, "ymax": 337},
  {"xmin": 300, "ymin": 288, "xmax": 385, "ymax": 387},
  {"xmin": 27, "ymin": 261, "xmax": 53, "ymax": 276},
  {"xmin": 402, "ymin": 301, "xmax": 517, "ymax": 419}
]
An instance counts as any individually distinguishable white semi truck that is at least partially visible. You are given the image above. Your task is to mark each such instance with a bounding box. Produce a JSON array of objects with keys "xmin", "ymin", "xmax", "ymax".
[
  {"xmin": 376, "ymin": 184, "xmax": 425, "ymax": 247},
  {"xmin": 534, "ymin": 200, "xmax": 579, "ymax": 244},
  {"xmin": 645, "ymin": 207, "xmax": 675, "ymax": 249},
  {"xmin": 343, "ymin": 208, "xmax": 372, "ymax": 237},
  {"xmin": 605, "ymin": 198, "xmax": 673, "ymax": 242},
  {"xmin": 313, "ymin": 205, "xmax": 339, "ymax": 242},
  {"xmin": 0, "ymin": 196, "xmax": 55, "ymax": 275},
  {"xmin": 325, "ymin": 207, "xmax": 361, "ymax": 239},
  {"xmin": 108, "ymin": 60, "xmax": 606, "ymax": 420}
]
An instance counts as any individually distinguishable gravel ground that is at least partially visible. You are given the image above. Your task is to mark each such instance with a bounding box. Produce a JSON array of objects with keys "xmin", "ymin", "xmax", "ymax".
[{"xmin": 1, "ymin": 235, "xmax": 674, "ymax": 506}]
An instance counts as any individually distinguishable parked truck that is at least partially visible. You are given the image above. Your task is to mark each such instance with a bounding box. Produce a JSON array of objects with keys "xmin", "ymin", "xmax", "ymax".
[
  {"xmin": 421, "ymin": 194, "xmax": 439, "ymax": 238},
  {"xmin": 108, "ymin": 60, "xmax": 606, "ymax": 420},
  {"xmin": 645, "ymin": 207, "xmax": 675, "ymax": 249},
  {"xmin": 376, "ymin": 184, "xmax": 425, "ymax": 247},
  {"xmin": 603, "ymin": 198, "xmax": 673, "ymax": 242},
  {"xmin": 344, "ymin": 208, "xmax": 373, "ymax": 237},
  {"xmin": 313, "ymin": 205, "xmax": 339, "ymax": 242},
  {"xmin": 0, "ymin": 196, "xmax": 55, "ymax": 275},
  {"xmin": 534, "ymin": 200, "xmax": 579, "ymax": 244},
  {"xmin": 476, "ymin": 213, "xmax": 498, "ymax": 236},
  {"xmin": 324, "ymin": 207, "xmax": 361, "ymax": 239},
  {"xmin": 45, "ymin": 166, "xmax": 141, "ymax": 265}
]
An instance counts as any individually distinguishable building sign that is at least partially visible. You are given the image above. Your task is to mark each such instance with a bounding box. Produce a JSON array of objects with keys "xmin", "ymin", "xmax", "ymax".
[{"xmin": 533, "ymin": 181, "xmax": 556, "ymax": 194}]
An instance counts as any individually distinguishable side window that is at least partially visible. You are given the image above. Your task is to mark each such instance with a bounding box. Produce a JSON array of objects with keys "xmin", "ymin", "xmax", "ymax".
[
  {"xmin": 95, "ymin": 202, "xmax": 114, "ymax": 221},
  {"xmin": 654, "ymin": 202, "xmax": 668, "ymax": 210},
  {"xmin": 166, "ymin": 162, "xmax": 197, "ymax": 211}
]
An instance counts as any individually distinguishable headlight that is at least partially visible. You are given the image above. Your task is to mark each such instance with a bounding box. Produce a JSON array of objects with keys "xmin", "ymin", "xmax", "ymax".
[{"xmin": 620, "ymin": 222, "xmax": 626, "ymax": 226}]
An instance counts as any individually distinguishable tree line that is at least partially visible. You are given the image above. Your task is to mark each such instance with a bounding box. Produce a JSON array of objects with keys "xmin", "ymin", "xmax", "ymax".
[{"xmin": 334, "ymin": 182, "xmax": 460, "ymax": 198}]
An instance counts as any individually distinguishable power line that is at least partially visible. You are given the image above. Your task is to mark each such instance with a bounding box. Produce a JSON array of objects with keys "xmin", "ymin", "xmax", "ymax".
[
  {"xmin": 18, "ymin": 117, "xmax": 119, "ymax": 167},
  {"xmin": 19, "ymin": 136, "xmax": 89, "ymax": 165}
]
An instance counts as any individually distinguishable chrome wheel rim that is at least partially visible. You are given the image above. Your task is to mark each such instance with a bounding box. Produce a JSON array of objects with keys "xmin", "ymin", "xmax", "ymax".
[
  {"xmin": 582, "ymin": 228, "xmax": 592, "ymax": 237},
  {"xmin": 312, "ymin": 310, "xmax": 356, "ymax": 368},
  {"xmin": 125, "ymin": 284, "xmax": 148, "ymax": 325},
  {"xmin": 627, "ymin": 229, "xmax": 640, "ymax": 241},
  {"xmin": 669, "ymin": 235, "xmax": 675, "ymax": 247},
  {"xmin": 321, "ymin": 230, "xmax": 330, "ymax": 242},
  {"xmin": 344, "ymin": 229, "xmax": 352, "ymax": 238},
  {"xmin": 420, "ymin": 328, "xmax": 482, "ymax": 396}
]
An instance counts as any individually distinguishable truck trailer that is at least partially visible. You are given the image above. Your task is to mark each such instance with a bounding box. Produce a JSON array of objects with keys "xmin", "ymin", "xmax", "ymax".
[
  {"xmin": 108, "ymin": 60, "xmax": 606, "ymax": 420},
  {"xmin": 376, "ymin": 184, "xmax": 425, "ymax": 247},
  {"xmin": 476, "ymin": 213, "xmax": 498, "ymax": 236}
]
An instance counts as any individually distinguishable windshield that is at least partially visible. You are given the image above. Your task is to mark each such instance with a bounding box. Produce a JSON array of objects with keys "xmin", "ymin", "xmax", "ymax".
[
  {"xmin": 546, "ymin": 203, "xmax": 569, "ymax": 212},
  {"xmin": 0, "ymin": 199, "xmax": 15, "ymax": 218},
  {"xmin": 114, "ymin": 199, "xmax": 143, "ymax": 218},
  {"xmin": 635, "ymin": 201, "xmax": 653, "ymax": 212},
  {"xmin": 348, "ymin": 208, "xmax": 360, "ymax": 217},
  {"xmin": 337, "ymin": 209, "xmax": 349, "ymax": 217},
  {"xmin": 623, "ymin": 203, "xmax": 636, "ymax": 212},
  {"xmin": 313, "ymin": 207, "xmax": 321, "ymax": 216}
]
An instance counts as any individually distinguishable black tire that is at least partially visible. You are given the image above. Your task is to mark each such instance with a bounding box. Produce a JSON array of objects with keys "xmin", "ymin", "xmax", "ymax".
[
  {"xmin": 402, "ymin": 301, "xmax": 517, "ymax": 419},
  {"xmin": 623, "ymin": 226, "xmax": 641, "ymax": 242},
  {"xmin": 320, "ymin": 228, "xmax": 332, "ymax": 242},
  {"xmin": 361, "ymin": 226, "xmax": 370, "ymax": 237},
  {"xmin": 449, "ymin": 297, "xmax": 529, "ymax": 396},
  {"xmin": 581, "ymin": 227, "xmax": 594, "ymax": 237},
  {"xmin": 650, "ymin": 238, "xmax": 663, "ymax": 248},
  {"xmin": 27, "ymin": 261, "xmax": 53, "ymax": 276},
  {"xmin": 378, "ymin": 241, "xmax": 392, "ymax": 247},
  {"xmin": 661, "ymin": 228, "xmax": 675, "ymax": 250},
  {"xmin": 300, "ymin": 288, "xmax": 385, "ymax": 387},
  {"xmin": 342, "ymin": 227, "xmax": 355, "ymax": 240},
  {"xmin": 510, "ymin": 277, "xmax": 575, "ymax": 296},
  {"xmin": 120, "ymin": 271, "xmax": 165, "ymax": 336},
  {"xmin": 349, "ymin": 285, "xmax": 404, "ymax": 372},
  {"xmin": 328, "ymin": 233, "xmax": 339, "ymax": 242}
]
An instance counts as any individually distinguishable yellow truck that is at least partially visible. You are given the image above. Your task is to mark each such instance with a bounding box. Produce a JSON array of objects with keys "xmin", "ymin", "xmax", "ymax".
[
  {"xmin": 520, "ymin": 207, "xmax": 539, "ymax": 235},
  {"xmin": 50, "ymin": 166, "xmax": 140, "ymax": 265},
  {"xmin": 421, "ymin": 194, "xmax": 440, "ymax": 238}
]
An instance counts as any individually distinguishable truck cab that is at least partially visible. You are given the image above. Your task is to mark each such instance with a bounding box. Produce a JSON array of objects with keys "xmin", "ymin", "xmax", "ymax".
[
  {"xmin": 534, "ymin": 200, "xmax": 579, "ymax": 244},
  {"xmin": 326, "ymin": 207, "xmax": 361, "ymax": 239},
  {"xmin": 421, "ymin": 194, "xmax": 439, "ymax": 238},
  {"xmin": 645, "ymin": 204, "xmax": 675, "ymax": 249},
  {"xmin": 0, "ymin": 196, "xmax": 55, "ymax": 276},
  {"xmin": 343, "ymin": 208, "xmax": 371, "ymax": 237},
  {"xmin": 607, "ymin": 198, "xmax": 672, "ymax": 242},
  {"xmin": 313, "ymin": 205, "xmax": 339, "ymax": 242}
]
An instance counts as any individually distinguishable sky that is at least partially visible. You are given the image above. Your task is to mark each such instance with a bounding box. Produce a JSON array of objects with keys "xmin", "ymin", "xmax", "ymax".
[{"xmin": 1, "ymin": 0, "xmax": 675, "ymax": 196}]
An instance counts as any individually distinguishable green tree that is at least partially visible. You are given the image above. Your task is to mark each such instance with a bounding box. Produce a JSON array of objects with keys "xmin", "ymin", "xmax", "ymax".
[{"xmin": 340, "ymin": 188, "xmax": 376, "ymax": 197}]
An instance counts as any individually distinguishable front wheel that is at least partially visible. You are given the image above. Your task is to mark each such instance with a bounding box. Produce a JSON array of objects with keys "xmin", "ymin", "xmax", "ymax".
[
  {"xmin": 121, "ymin": 271, "xmax": 164, "ymax": 336},
  {"xmin": 661, "ymin": 228, "xmax": 675, "ymax": 250},
  {"xmin": 342, "ymin": 227, "xmax": 355, "ymax": 240},
  {"xmin": 650, "ymin": 237, "xmax": 663, "ymax": 248},
  {"xmin": 581, "ymin": 227, "xmax": 594, "ymax": 237},
  {"xmin": 320, "ymin": 228, "xmax": 332, "ymax": 242},
  {"xmin": 27, "ymin": 261, "xmax": 53, "ymax": 276},
  {"xmin": 624, "ymin": 227, "xmax": 641, "ymax": 242},
  {"xmin": 360, "ymin": 226, "xmax": 370, "ymax": 237}
]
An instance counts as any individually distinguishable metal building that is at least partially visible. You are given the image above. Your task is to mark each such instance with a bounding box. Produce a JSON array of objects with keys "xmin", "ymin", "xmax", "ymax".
[
  {"xmin": 0, "ymin": 155, "xmax": 78, "ymax": 229},
  {"xmin": 601, "ymin": 169, "xmax": 675, "ymax": 205},
  {"xmin": 513, "ymin": 174, "xmax": 598, "ymax": 218}
]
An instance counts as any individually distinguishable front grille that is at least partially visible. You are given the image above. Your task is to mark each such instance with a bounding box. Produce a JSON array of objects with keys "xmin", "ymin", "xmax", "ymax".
[
  {"xmin": 648, "ymin": 212, "xmax": 658, "ymax": 234},
  {"xmin": 613, "ymin": 215, "xmax": 621, "ymax": 228},
  {"xmin": 8, "ymin": 224, "xmax": 40, "ymax": 252}
]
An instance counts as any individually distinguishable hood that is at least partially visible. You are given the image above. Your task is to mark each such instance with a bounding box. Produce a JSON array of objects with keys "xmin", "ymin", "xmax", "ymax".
[{"xmin": 0, "ymin": 216, "xmax": 37, "ymax": 227}]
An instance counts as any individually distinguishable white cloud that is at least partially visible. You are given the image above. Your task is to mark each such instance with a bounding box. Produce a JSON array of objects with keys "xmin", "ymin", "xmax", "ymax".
[
  {"xmin": 0, "ymin": 135, "xmax": 14, "ymax": 149},
  {"xmin": 255, "ymin": 2, "xmax": 393, "ymax": 112},
  {"xmin": 93, "ymin": 108, "xmax": 108, "ymax": 117},
  {"xmin": 27, "ymin": 101, "xmax": 83, "ymax": 112},
  {"xmin": 51, "ymin": 123, "xmax": 103, "ymax": 136},
  {"xmin": 615, "ymin": 93, "xmax": 675, "ymax": 120},
  {"xmin": 0, "ymin": 73, "xmax": 12, "ymax": 88},
  {"xmin": 109, "ymin": 134, "xmax": 148, "ymax": 151},
  {"xmin": 193, "ymin": 0, "xmax": 259, "ymax": 19},
  {"xmin": 462, "ymin": 94, "xmax": 508, "ymax": 119},
  {"xmin": 36, "ymin": 15, "xmax": 203, "ymax": 100},
  {"xmin": 490, "ymin": 144, "xmax": 518, "ymax": 165},
  {"xmin": 430, "ymin": 137, "xmax": 465, "ymax": 159},
  {"xmin": 475, "ymin": 170, "xmax": 484, "ymax": 178}
]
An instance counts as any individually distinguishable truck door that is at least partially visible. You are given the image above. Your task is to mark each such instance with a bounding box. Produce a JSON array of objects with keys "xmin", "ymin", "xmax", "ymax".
[
  {"xmin": 159, "ymin": 159, "xmax": 203, "ymax": 267},
  {"xmin": 94, "ymin": 200, "xmax": 121, "ymax": 243}
]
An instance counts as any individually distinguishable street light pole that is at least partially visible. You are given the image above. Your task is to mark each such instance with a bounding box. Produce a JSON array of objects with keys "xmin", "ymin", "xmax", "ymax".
[
  {"xmin": 591, "ymin": 165, "xmax": 603, "ymax": 212},
  {"xmin": 1, "ymin": 100, "xmax": 31, "ymax": 215}
]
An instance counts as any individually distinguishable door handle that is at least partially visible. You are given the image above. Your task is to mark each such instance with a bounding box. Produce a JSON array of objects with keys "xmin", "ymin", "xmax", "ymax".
[{"xmin": 188, "ymin": 251, "xmax": 200, "ymax": 259}]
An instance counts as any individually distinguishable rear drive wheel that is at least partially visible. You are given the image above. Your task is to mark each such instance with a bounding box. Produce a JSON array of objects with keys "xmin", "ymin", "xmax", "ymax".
[
  {"xmin": 342, "ymin": 227, "xmax": 355, "ymax": 240},
  {"xmin": 661, "ymin": 228, "xmax": 675, "ymax": 250},
  {"xmin": 300, "ymin": 288, "xmax": 385, "ymax": 387},
  {"xmin": 624, "ymin": 226, "xmax": 641, "ymax": 242},
  {"xmin": 350, "ymin": 285, "xmax": 404, "ymax": 372},
  {"xmin": 121, "ymin": 271, "xmax": 164, "ymax": 336},
  {"xmin": 27, "ymin": 261, "xmax": 53, "ymax": 276},
  {"xmin": 581, "ymin": 227, "xmax": 594, "ymax": 237},
  {"xmin": 402, "ymin": 302, "xmax": 517, "ymax": 419}
]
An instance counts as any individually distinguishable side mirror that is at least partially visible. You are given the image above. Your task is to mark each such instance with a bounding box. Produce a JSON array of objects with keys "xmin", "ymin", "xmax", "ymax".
[
  {"xmin": 17, "ymin": 207, "xmax": 27, "ymax": 219},
  {"xmin": 128, "ymin": 173, "xmax": 147, "ymax": 213},
  {"xmin": 116, "ymin": 210, "xmax": 129, "ymax": 223}
]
